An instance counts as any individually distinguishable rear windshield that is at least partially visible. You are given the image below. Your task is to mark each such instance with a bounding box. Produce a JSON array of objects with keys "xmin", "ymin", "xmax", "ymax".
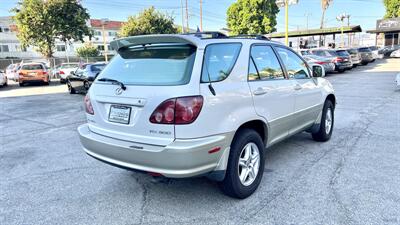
[
  {"xmin": 336, "ymin": 50, "xmax": 350, "ymax": 56},
  {"xmin": 358, "ymin": 48, "xmax": 371, "ymax": 52},
  {"xmin": 90, "ymin": 64, "xmax": 106, "ymax": 72},
  {"xmin": 369, "ymin": 46, "xmax": 378, "ymax": 51},
  {"xmin": 61, "ymin": 64, "xmax": 78, "ymax": 69},
  {"xmin": 97, "ymin": 44, "xmax": 196, "ymax": 86},
  {"xmin": 347, "ymin": 49, "xmax": 358, "ymax": 54},
  {"xmin": 21, "ymin": 64, "xmax": 44, "ymax": 70}
]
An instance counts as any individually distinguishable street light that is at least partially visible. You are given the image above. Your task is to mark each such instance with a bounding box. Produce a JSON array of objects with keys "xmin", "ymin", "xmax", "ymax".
[
  {"xmin": 276, "ymin": 0, "xmax": 299, "ymax": 46},
  {"xmin": 100, "ymin": 18, "xmax": 110, "ymax": 62},
  {"xmin": 336, "ymin": 13, "xmax": 349, "ymax": 48}
]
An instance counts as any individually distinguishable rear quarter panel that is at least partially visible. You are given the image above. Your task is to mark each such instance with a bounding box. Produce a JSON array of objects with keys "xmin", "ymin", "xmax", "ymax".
[{"xmin": 174, "ymin": 43, "xmax": 262, "ymax": 139}]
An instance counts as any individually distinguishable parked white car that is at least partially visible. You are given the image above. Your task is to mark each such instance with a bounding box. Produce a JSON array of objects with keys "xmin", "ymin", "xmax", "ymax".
[
  {"xmin": 5, "ymin": 63, "xmax": 19, "ymax": 82},
  {"xmin": 390, "ymin": 49, "xmax": 400, "ymax": 58},
  {"xmin": 0, "ymin": 69, "xmax": 7, "ymax": 87},
  {"xmin": 78, "ymin": 33, "xmax": 336, "ymax": 198},
  {"xmin": 57, "ymin": 63, "xmax": 79, "ymax": 83}
]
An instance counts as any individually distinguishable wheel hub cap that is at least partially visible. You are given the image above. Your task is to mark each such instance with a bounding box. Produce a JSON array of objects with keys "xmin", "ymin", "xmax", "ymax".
[
  {"xmin": 238, "ymin": 142, "xmax": 260, "ymax": 186},
  {"xmin": 325, "ymin": 108, "xmax": 333, "ymax": 134}
]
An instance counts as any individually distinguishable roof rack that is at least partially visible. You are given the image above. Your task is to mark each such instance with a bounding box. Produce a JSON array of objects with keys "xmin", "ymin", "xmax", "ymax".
[
  {"xmin": 184, "ymin": 31, "xmax": 228, "ymax": 39},
  {"xmin": 228, "ymin": 34, "xmax": 270, "ymax": 40}
]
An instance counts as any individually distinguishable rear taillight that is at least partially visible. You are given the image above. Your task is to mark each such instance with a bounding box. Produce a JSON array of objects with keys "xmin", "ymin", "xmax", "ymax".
[
  {"xmin": 43, "ymin": 71, "xmax": 47, "ymax": 75},
  {"xmin": 59, "ymin": 71, "xmax": 65, "ymax": 74},
  {"xmin": 150, "ymin": 96, "xmax": 203, "ymax": 125},
  {"xmin": 316, "ymin": 61, "xmax": 326, "ymax": 65},
  {"xmin": 84, "ymin": 94, "xmax": 94, "ymax": 115},
  {"xmin": 332, "ymin": 57, "xmax": 343, "ymax": 63}
]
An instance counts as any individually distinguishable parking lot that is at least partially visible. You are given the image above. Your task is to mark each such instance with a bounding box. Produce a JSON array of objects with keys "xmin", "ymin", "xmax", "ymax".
[{"xmin": 0, "ymin": 59, "xmax": 399, "ymax": 225}]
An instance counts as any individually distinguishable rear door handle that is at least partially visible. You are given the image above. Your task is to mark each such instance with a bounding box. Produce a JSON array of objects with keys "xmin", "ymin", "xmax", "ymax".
[
  {"xmin": 253, "ymin": 87, "xmax": 268, "ymax": 95},
  {"xmin": 294, "ymin": 84, "xmax": 302, "ymax": 91}
]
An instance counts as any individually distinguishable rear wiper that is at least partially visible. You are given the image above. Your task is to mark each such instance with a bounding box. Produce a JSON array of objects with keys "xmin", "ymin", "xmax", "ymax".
[{"xmin": 97, "ymin": 77, "xmax": 126, "ymax": 90}]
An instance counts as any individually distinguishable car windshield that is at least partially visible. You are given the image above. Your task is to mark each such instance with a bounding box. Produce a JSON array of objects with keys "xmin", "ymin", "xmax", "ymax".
[
  {"xmin": 97, "ymin": 44, "xmax": 196, "ymax": 86},
  {"xmin": 21, "ymin": 64, "xmax": 43, "ymax": 70},
  {"xmin": 336, "ymin": 50, "xmax": 350, "ymax": 56},
  {"xmin": 90, "ymin": 64, "xmax": 106, "ymax": 72},
  {"xmin": 61, "ymin": 64, "xmax": 78, "ymax": 69}
]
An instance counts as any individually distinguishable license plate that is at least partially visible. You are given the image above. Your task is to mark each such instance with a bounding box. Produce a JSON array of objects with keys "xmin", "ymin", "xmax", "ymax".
[
  {"xmin": 28, "ymin": 72, "xmax": 36, "ymax": 76},
  {"xmin": 108, "ymin": 105, "xmax": 131, "ymax": 124}
]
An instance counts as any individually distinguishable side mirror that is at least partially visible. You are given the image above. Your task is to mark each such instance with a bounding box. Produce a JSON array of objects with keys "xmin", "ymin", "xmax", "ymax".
[{"xmin": 312, "ymin": 65, "xmax": 325, "ymax": 77}]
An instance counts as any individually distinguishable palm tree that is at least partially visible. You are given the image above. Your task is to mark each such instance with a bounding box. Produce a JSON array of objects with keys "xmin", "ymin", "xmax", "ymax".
[
  {"xmin": 319, "ymin": 0, "xmax": 333, "ymax": 46},
  {"xmin": 320, "ymin": 0, "xmax": 333, "ymax": 29}
]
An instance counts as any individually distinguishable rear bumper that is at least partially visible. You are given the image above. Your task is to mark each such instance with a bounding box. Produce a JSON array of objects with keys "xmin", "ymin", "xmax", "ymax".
[
  {"xmin": 19, "ymin": 77, "xmax": 48, "ymax": 83},
  {"xmin": 78, "ymin": 124, "xmax": 234, "ymax": 178}
]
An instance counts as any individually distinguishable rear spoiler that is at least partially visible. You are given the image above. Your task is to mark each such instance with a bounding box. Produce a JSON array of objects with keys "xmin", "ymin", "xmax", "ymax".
[{"xmin": 110, "ymin": 35, "xmax": 198, "ymax": 52}]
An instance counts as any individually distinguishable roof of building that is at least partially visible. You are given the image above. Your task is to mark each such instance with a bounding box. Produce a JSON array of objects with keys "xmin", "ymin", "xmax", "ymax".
[
  {"xmin": 267, "ymin": 25, "xmax": 362, "ymax": 38},
  {"xmin": 90, "ymin": 19, "xmax": 124, "ymax": 30}
]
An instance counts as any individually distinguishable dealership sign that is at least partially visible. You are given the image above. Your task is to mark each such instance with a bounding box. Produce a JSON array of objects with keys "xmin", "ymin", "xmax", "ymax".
[{"xmin": 376, "ymin": 18, "xmax": 400, "ymax": 31}]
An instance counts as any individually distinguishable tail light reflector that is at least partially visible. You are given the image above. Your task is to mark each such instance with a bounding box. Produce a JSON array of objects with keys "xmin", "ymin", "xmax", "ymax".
[
  {"xmin": 332, "ymin": 57, "xmax": 343, "ymax": 63},
  {"xmin": 150, "ymin": 96, "xmax": 203, "ymax": 125},
  {"xmin": 59, "ymin": 70, "xmax": 65, "ymax": 74},
  {"xmin": 84, "ymin": 94, "xmax": 94, "ymax": 115}
]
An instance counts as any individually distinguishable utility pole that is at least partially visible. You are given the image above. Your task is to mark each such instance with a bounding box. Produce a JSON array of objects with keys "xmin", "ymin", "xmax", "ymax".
[
  {"xmin": 181, "ymin": 0, "xmax": 185, "ymax": 33},
  {"xmin": 304, "ymin": 13, "xmax": 311, "ymax": 30},
  {"xmin": 285, "ymin": 0, "xmax": 288, "ymax": 45},
  {"xmin": 199, "ymin": 0, "xmax": 203, "ymax": 31},
  {"xmin": 345, "ymin": 14, "xmax": 351, "ymax": 46},
  {"xmin": 101, "ymin": 18, "xmax": 109, "ymax": 62},
  {"xmin": 185, "ymin": 0, "xmax": 189, "ymax": 33}
]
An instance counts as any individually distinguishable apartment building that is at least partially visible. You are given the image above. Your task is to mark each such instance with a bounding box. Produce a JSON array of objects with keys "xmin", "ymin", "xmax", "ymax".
[{"xmin": 0, "ymin": 16, "xmax": 123, "ymax": 59}]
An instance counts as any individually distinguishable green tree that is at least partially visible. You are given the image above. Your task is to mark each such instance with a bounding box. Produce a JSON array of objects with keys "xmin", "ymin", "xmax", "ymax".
[
  {"xmin": 119, "ymin": 7, "xmax": 177, "ymax": 37},
  {"xmin": 13, "ymin": 0, "xmax": 91, "ymax": 60},
  {"xmin": 76, "ymin": 44, "xmax": 100, "ymax": 58},
  {"xmin": 226, "ymin": 0, "xmax": 279, "ymax": 35},
  {"xmin": 383, "ymin": 0, "xmax": 400, "ymax": 18}
]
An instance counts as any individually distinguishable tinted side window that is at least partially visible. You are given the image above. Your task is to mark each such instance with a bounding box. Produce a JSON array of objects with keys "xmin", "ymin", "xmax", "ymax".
[
  {"xmin": 276, "ymin": 47, "xmax": 310, "ymax": 79},
  {"xmin": 201, "ymin": 43, "xmax": 241, "ymax": 82},
  {"xmin": 249, "ymin": 45, "xmax": 284, "ymax": 80}
]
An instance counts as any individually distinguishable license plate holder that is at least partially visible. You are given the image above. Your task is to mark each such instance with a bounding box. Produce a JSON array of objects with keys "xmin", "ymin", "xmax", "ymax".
[{"xmin": 108, "ymin": 105, "xmax": 131, "ymax": 124}]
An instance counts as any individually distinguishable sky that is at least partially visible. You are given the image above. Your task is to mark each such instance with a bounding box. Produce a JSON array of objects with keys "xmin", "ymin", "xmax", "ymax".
[{"xmin": 0, "ymin": 0, "xmax": 386, "ymax": 32}]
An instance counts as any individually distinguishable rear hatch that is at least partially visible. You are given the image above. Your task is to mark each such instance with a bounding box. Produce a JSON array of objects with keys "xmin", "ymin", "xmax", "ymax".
[
  {"xmin": 335, "ymin": 50, "xmax": 351, "ymax": 62},
  {"xmin": 87, "ymin": 42, "xmax": 198, "ymax": 146},
  {"xmin": 19, "ymin": 64, "xmax": 45, "ymax": 78}
]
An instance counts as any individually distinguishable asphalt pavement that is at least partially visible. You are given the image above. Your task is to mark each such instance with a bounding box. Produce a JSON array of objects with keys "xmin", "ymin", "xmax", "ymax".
[{"xmin": 0, "ymin": 59, "xmax": 399, "ymax": 225}]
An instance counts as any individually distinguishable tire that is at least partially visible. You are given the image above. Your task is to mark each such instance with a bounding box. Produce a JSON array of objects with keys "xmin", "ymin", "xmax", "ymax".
[
  {"xmin": 67, "ymin": 81, "xmax": 76, "ymax": 94},
  {"xmin": 219, "ymin": 128, "xmax": 265, "ymax": 199},
  {"xmin": 337, "ymin": 69, "xmax": 345, "ymax": 73},
  {"xmin": 312, "ymin": 100, "xmax": 334, "ymax": 142},
  {"xmin": 60, "ymin": 79, "xmax": 65, "ymax": 84},
  {"xmin": 362, "ymin": 62, "xmax": 368, "ymax": 66},
  {"xmin": 19, "ymin": 82, "xmax": 24, "ymax": 87}
]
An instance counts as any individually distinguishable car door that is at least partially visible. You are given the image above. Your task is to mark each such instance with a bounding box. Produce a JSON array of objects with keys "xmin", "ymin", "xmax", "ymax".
[
  {"xmin": 274, "ymin": 46, "xmax": 323, "ymax": 135},
  {"xmin": 247, "ymin": 45, "xmax": 296, "ymax": 145},
  {"xmin": 72, "ymin": 65, "xmax": 86, "ymax": 91}
]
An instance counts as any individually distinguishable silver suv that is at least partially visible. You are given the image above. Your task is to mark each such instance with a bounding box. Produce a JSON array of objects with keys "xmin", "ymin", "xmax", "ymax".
[{"xmin": 78, "ymin": 33, "xmax": 336, "ymax": 198}]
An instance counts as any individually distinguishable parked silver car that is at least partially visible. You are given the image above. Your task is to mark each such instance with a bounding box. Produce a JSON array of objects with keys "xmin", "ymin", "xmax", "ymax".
[
  {"xmin": 78, "ymin": 33, "xmax": 336, "ymax": 198},
  {"xmin": 303, "ymin": 55, "xmax": 335, "ymax": 74}
]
